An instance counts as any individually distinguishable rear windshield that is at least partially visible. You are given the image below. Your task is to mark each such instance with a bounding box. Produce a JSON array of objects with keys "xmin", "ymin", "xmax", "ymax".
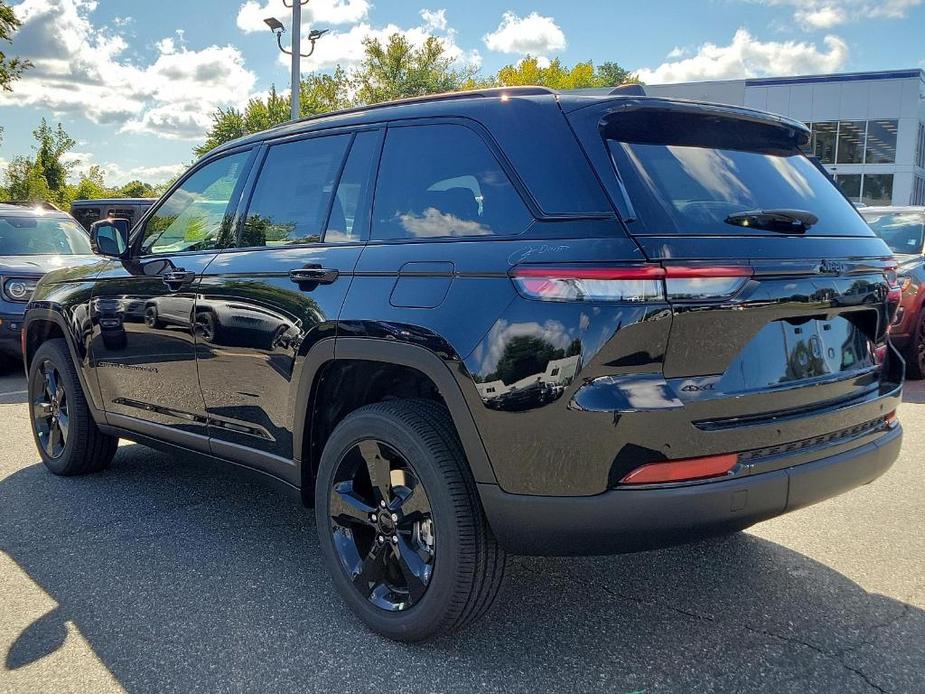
[
  {"xmin": 860, "ymin": 210, "xmax": 925, "ymax": 255},
  {"xmin": 0, "ymin": 215, "xmax": 93, "ymax": 255},
  {"xmin": 605, "ymin": 110, "xmax": 874, "ymax": 237}
]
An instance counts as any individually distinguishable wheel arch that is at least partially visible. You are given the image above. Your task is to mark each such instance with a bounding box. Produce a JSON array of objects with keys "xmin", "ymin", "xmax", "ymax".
[
  {"xmin": 23, "ymin": 307, "xmax": 104, "ymax": 422},
  {"xmin": 293, "ymin": 337, "xmax": 497, "ymax": 506}
]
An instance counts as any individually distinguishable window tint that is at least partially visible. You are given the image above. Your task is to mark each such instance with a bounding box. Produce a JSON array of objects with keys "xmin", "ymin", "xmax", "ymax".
[
  {"xmin": 241, "ymin": 135, "xmax": 350, "ymax": 248},
  {"xmin": 862, "ymin": 211, "xmax": 925, "ymax": 255},
  {"xmin": 142, "ymin": 151, "xmax": 250, "ymax": 255},
  {"xmin": 325, "ymin": 131, "xmax": 380, "ymax": 243},
  {"xmin": 608, "ymin": 140, "xmax": 873, "ymax": 237},
  {"xmin": 372, "ymin": 124, "xmax": 531, "ymax": 241}
]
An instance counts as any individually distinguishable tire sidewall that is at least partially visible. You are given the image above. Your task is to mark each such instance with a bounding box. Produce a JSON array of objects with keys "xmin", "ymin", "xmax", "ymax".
[
  {"xmin": 314, "ymin": 407, "xmax": 472, "ymax": 641},
  {"xmin": 28, "ymin": 340, "xmax": 85, "ymax": 475}
]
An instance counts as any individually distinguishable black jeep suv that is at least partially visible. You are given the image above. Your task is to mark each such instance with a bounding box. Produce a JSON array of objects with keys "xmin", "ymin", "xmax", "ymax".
[{"xmin": 23, "ymin": 87, "xmax": 904, "ymax": 641}]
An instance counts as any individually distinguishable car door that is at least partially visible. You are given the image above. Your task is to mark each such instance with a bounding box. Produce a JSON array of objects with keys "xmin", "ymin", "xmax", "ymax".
[
  {"xmin": 89, "ymin": 148, "xmax": 255, "ymax": 450},
  {"xmin": 194, "ymin": 129, "xmax": 382, "ymax": 481}
]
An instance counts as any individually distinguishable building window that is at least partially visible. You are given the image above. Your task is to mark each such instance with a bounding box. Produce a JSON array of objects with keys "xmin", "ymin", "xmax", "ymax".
[
  {"xmin": 912, "ymin": 176, "xmax": 925, "ymax": 206},
  {"xmin": 865, "ymin": 120, "xmax": 899, "ymax": 165},
  {"xmin": 861, "ymin": 174, "xmax": 894, "ymax": 206},
  {"xmin": 836, "ymin": 120, "xmax": 866, "ymax": 164},
  {"xmin": 917, "ymin": 123, "xmax": 925, "ymax": 170},
  {"xmin": 813, "ymin": 122, "xmax": 837, "ymax": 164},
  {"xmin": 836, "ymin": 174, "xmax": 862, "ymax": 202},
  {"xmin": 809, "ymin": 119, "xmax": 899, "ymax": 166}
]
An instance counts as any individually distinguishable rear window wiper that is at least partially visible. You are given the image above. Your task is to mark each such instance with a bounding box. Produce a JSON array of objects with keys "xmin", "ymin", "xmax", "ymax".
[{"xmin": 724, "ymin": 208, "xmax": 818, "ymax": 233}]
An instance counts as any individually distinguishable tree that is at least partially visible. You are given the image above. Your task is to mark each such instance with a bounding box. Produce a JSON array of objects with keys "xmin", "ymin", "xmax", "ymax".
[
  {"xmin": 70, "ymin": 165, "xmax": 108, "ymax": 201},
  {"xmin": 33, "ymin": 118, "xmax": 77, "ymax": 201},
  {"xmin": 492, "ymin": 57, "xmax": 637, "ymax": 90},
  {"xmin": 118, "ymin": 180, "xmax": 157, "ymax": 198},
  {"xmin": 3, "ymin": 156, "xmax": 51, "ymax": 202},
  {"xmin": 0, "ymin": 2, "xmax": 29, "ymax": 92},
  {"xmin": 354, "ymin": 34, "xmax": 475, "ymax": 104}
]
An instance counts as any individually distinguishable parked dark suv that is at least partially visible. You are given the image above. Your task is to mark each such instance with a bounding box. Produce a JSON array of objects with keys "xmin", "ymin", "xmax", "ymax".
[
  {"xmin": 23, "ymin": 87, "xmax": 904, "ymax": 641},
  {"xmin": 0, "ymin": 202, "xmax": 97, "ymax": 365}
]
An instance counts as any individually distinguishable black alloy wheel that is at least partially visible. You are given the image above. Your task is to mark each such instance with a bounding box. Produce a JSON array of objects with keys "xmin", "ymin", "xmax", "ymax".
[
  {"xmin": 28, "ymin": 339, "xmax": 118, "ymax": 476},
  {"xmin": 32, "ymin": 359, "xmax": 69, "ymax": 459},
  {"xmin": 329, "ymin": 439, "xmax": 435, "ymax": 611},
  {"xmin": 315, "ymin": 400, "xmax": 505, "ymax": 641}
]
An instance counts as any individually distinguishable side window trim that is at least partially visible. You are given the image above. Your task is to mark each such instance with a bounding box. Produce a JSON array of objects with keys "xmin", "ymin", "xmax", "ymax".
[
  {"xmin": 132, "ymin": 146, "xmax": 257, "ymax": 258},
  {"xmin": 322, "ymin": 128, "xmax": 385, "ymax": 244}
]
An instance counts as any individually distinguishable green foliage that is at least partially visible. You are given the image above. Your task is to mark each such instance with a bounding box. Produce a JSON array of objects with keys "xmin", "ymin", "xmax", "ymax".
[
  {"xmin": 491, "ymin": 57, "xmax": 638, "ymax": 90},
  {"xmin": 1, "ymin": 119, "xmax": 165, "ymax": 207},
  {"xmin": 0, "ymin": 2, "xmax": 30, "ymax": 93},
  {"xmin": 354, "ymin": 35, "xmax": 476, "ymax": 104},
  {"xmin": 193, "ymin": 32, "xmax": 635, "ymax": 158},
  {"xmin": 486, "ymin": 336, "xmax": 568, "ymax": 386}
]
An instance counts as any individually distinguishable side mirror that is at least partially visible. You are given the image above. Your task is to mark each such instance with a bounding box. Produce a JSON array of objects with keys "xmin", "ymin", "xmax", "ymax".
[{"xmin": 90, "ymin": 218, "xmax": 130, "ymax": 258}]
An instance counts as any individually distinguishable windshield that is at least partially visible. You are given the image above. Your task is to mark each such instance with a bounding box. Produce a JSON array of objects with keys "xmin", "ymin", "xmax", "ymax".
[
  {"xmin": 605, "ymin": 113, "xmax": 874, "ymax": 237},
  {"xmin": 860, "ymin": 211, "xmax": 925, "ymax": 255},
  {"xmin": 0, "ymin": 216, "xmax": 93, "ymax": 255}
]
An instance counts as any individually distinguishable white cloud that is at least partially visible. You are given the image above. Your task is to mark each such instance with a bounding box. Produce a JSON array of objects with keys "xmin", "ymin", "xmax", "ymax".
[
  {"xmin": 67, "ymin": 151, "xmax": 185, "ymax": 186},
  {"xmin": 236, "ymin": 0, "xmax": 370, "ymax": 33},
  {"xmin": 751, "ymin": 0, "xmax": 920, "ymax": 29},
  {"xmin": 0, "ymin": 0, "xmax": 256, "ymax": 140},
  {"xmin": 483, "ymin": 11, "xmax": 566, "ymax": 57},
  {"xmin": 636, "ymin": 29, "xmax": 849, "ymax": 84},
  {"xmin": 290, "ymin": 10, "xmax": 481, "ymax": 72}
]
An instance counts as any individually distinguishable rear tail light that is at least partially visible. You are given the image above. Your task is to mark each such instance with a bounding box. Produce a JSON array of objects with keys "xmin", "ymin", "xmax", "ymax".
[
  {"xmin": 511, "ymin": 265, "xmax": 752, "ymax": 303},
  {"xmin": 620, "ymin": 453, "xmax": 739, "ymax": 485},
  {"xmin": 511, "ymin": 266, "xmax": 664, "ymax": 303}
]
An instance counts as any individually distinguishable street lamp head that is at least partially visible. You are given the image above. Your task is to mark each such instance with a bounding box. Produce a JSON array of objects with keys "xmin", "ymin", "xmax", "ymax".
[
  {"xmin": 308, "ymin": 28, "xmax": 329, "ymax": 42},
  {"xmin": 263, "ymin": 17, "xmax": 285, "ymax": 33}
]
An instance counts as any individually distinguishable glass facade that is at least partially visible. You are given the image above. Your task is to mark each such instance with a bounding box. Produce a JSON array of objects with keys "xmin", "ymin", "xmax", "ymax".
[{"xmin": 809, "ymin": 120, "xmax": 898, "ymax": 165}]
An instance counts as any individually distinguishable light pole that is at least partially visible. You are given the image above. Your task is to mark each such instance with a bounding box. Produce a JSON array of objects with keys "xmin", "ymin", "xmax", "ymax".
[{"xmin": 263, "ymin": 1, "xmax": 329, "ymax": 121}]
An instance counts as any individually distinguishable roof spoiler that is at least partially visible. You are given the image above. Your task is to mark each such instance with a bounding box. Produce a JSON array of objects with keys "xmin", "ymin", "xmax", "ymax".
[{"xmin": 609, "ymin": 84, "xmax": 646, "ymax": 96}]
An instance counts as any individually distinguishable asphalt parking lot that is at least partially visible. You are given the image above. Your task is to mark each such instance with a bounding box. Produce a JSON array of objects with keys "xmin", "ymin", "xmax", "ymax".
[{"xmin": 0, "ymin": 361, "xmax": 923, "ymax": 694}]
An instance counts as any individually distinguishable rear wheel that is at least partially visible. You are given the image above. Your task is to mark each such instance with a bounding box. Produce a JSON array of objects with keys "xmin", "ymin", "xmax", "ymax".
[
  {"xmin": 315, "ymin": 400, "xmax": 505, "ymax": 642},
  {"xmin": 905, "ymin": 311, "xmax": 925, "ymax": 380},
  {"xmin": 28, "ymin": 339, "xmax": 118, "ymax": 476}
]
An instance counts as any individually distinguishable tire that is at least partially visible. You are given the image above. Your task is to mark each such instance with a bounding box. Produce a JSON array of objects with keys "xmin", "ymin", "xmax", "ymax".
[
  {"xmin": 315, "ymin": 399, "xmax": 505, "ymax": 642},
  {"xmin": 28, "ymin": 339, "xmax": 118, "ymax": 476},
  {"xmin": 904, "ymin": 311, "xmax": 925, "ymax": 380},
  {"xmin": 144, "ymin": 306, "xmax": 161, "ymax": 329}
]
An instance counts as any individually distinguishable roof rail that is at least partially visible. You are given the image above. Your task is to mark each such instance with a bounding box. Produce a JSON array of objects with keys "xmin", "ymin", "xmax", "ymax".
[
  {"xmin": 0, "ymin": 200, "xmax": 61, "ymax": 211},
  {"xmin": 267, "ymin": 86, "xmax": 558, "ymax": 132}
]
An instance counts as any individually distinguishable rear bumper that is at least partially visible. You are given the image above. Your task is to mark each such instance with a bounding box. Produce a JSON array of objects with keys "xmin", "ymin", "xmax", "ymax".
[{"xmin": 479, "ymin": 424, "xmax": 902, "ymax": 556}]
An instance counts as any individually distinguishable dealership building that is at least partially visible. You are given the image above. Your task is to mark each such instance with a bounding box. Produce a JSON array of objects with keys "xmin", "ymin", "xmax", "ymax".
[{"xmin": 647, "ymin": 69, "xmax": 925, "ymax": 207}]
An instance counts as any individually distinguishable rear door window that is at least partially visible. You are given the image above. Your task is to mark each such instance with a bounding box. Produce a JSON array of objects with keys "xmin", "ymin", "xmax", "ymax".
[
  {"xmin": 605, "ymin": 110, "xmax": 874, "ymax": 237},
  {"xmin": 372, "ymin": 123, "xmax": 532, "ymax": 241},
  {"xmin": 241, "ymin": 134, "xmax": 351, "ymax": 247}
]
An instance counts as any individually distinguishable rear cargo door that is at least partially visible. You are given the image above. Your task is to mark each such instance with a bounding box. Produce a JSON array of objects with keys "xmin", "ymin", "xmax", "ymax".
[{"xmin": 568, "ymin": 100, "xmax": 901, "ymax": 449}]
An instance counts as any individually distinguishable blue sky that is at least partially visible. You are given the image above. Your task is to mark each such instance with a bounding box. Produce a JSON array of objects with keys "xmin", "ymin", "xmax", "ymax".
[{"xmin": 0, "ymin": 0, "xmax": 923, "ymax": 187}]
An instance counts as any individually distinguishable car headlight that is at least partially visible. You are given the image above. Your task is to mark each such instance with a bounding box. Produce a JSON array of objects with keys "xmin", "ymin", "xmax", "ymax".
[{"xmin": 4, "ymin": 278, "xmax": 39, "ymax": 302}]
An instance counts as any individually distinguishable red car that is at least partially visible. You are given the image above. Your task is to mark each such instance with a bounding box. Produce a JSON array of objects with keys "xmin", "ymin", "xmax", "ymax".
[{"xmin": 861, "ymin": 207, "xmax": 925, "ymax": 378}]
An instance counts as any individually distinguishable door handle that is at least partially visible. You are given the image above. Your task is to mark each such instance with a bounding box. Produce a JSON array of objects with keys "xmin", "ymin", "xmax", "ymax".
[
  {"xmin": 162, "ymin": 270, "xmax": 196, "ymax": 290},
  {"xmin": 289, "ymin": 266, "xmax": 339, "ymax": 286}
]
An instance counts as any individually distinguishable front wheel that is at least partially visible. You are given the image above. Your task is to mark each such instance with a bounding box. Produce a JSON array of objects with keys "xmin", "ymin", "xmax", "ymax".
[
  {"xmin": 28, "ymin": 339, "xmax": 118, "ymax": 476},
  {"xmin": 315, "ymin": 400, "xmax": 505, "ymax": 642}
]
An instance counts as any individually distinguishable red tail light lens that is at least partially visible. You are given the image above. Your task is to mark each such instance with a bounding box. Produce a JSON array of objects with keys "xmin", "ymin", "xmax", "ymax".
[
  {"xmin": 620, "ymin": 453, "xmax": 739, "ymax": 485},
  {"xmin": 511, "ymin": 265, "xmax": 665, "ymax": 303},
  {"xmin": 511, "ymin": 265, "xmax": 752, "ymax": 303}
]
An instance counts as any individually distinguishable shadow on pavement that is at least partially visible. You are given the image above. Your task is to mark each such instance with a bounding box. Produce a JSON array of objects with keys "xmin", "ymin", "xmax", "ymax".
[
  {"xmin": 901, "ymin": 379, "xmax": 925, "ymax": 404},
  {"xmin": 1, "ymin": 444, "xmax": 922, "ymax": 693}
]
